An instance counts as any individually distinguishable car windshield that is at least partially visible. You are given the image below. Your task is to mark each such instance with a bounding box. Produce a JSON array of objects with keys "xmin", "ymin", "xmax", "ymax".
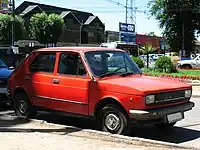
[
  {"xmin": 0, "ymin": 60, "xmax": 7, "ymax": 68},
  {"xmin": 84, "ymin": 50, "xmax": 142, "ymax": 77}
]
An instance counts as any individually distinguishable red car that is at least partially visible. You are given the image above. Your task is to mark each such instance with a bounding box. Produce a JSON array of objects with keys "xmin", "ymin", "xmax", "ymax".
[{"xmin": 8, "ymin": 47, "xmax": 194, "ymax": 135}]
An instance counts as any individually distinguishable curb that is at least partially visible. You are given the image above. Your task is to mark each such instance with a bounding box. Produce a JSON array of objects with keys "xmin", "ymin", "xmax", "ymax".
[
  {"xmin": 29, "ymin": 119, "xmax": 199, "ymax": 150},
  {"xmin": 5, "ymin": 117, "xmax": 196, "ymax": 150},
  {"xmin": 192, "ymin": 95, "xmax": 200, "ymax": 98},
  {"xmin": 189, "ymin": 83, "xmax": 200, "ymax": 86}
]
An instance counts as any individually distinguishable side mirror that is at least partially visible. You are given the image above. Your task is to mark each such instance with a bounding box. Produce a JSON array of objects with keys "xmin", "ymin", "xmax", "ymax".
[{"xmin": 8, "ymin": 66, "xmax": 14, "ymax": 69}]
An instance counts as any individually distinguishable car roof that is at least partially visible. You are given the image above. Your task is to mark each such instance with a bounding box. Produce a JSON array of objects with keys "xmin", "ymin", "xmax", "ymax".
[{"xmin": 35, "ymin": 47, "xmax": 124, "ymax": 53}]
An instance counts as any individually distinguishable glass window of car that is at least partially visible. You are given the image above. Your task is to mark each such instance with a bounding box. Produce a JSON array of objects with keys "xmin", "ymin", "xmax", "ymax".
[
  {"xmin": 84, "ymin": 50, "xmax": 141, "ymax": 77},
  {"xmin": 58, "ymin": 53, "xmax": 87, "ymax": 76},
  {"xmin": 0, "ymin": 60, "xmax": 7, "ymax": 68},
  {"xmin": 29, "ymin": 53, "xmax": 56, "ymax": 73}
]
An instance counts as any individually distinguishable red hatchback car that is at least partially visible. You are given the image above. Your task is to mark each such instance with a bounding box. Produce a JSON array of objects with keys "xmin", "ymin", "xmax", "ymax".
[{"xmin": 8, "ymin": 47, "xmax": 194, "ymax": 135}]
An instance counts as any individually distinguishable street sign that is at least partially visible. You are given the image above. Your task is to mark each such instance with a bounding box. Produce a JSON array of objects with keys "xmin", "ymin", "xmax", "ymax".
[
  {"xmin": 119, "ymin": 22, "xmax": 135, "ymax": 33},
  {"xmin": 119, "ymin": 22, "xmax": 136, "ymax": 43},
  {"xmin": 120, "ymin": 32, "xmax": 136, "ymax": 43}
]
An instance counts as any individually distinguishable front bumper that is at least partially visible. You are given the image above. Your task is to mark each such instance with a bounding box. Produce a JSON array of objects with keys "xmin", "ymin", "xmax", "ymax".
[{"xmin": 129, "ymin": 102, "xmax": 194, "ymax": 122}]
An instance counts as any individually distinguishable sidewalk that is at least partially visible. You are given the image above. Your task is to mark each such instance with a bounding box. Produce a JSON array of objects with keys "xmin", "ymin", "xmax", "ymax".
[
  {"xmin": 0, "ymin": 117, "xmax": 189, "ymax": 150},
  {"xmin": 192, "ymin": 86, "xmax": 200, "ymax": 98}
]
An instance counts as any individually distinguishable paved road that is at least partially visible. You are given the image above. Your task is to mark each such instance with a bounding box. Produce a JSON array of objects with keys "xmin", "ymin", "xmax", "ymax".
[{"xmin": 0, "ymin": 97, "xmax": 200, "ymax": 149}]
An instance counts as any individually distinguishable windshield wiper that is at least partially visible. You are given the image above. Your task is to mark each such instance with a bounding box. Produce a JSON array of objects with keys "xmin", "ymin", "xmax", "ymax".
[
  {"xmin": 99, "ymin": 72, "xmax": 118, "ymax": 78},
  {"xmin": 119, "ymin": 72, "xmax": 134, "ymax": 77},
  {"xmin": 120, "ymin": 72, "xmax": 142, "ymax": 77}
]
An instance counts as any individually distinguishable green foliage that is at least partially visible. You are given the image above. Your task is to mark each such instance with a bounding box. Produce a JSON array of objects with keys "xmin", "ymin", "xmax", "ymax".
[
  {"xmin": 155, "ymin": 56, "xmax": 175, "ymax": 73},
  {"xmin": 48, "ymin": 14, "xmax": 64, "ymax": 45},
  {"xmin": 139, "ymin": 43, "xmax": 157, "ymax": 68},
  {"xmin": 148, "ymin": 0, "xmax": 200, "ymax": 55},
  {"xmin": 131, "ymin": 56, "xmax": 144, "ymax": 68},
  {"xmin": 29, "ymin": 13, "xmax": 64, "ymax": 45},
  {"xmin": 0, "ymin": 14, "xmax": 24, "ymax": 44}
]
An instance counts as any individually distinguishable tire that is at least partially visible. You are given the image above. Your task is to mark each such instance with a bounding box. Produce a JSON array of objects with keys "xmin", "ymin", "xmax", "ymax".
[
  {"xmin": 182, "ymin": 64, "xmax": 192, "ymax": 69},
  {"xmin": 97, "ymin": 104, "xmax": 131, "ymax": 135},
  {"xmin": 155, "ymin": 122, "xmax": 176, "ymax": 130},
  {"xmin": 14, "ymin": 92, "xmax": 37, "ymax": 119}
]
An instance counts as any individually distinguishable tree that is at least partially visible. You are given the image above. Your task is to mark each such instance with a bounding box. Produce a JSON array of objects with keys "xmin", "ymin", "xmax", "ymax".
[
  {"xmin": 48, "ymin": 14, "xmax": 64, "ymax": 46},
  {"xmin": 147, "ymin": 32, "xmax": 157, "ymax": 36},
  {"xmin": 0, "ymin": 14, "xmax": 24, "ymax": 44},
  {"xmin": 29, "ymin": 13, "xmax": 50, "ymax": 45},
  {"xmin": 148, "ymin": 0, "xmax": 200, "ymax": 56},
  {"xmin": 139, "ymin": 43, "xmax": 156, "ymax": 68},
  {"xmin": 29, "ymin": 13, "xmax": 64, "ymax": 45}
]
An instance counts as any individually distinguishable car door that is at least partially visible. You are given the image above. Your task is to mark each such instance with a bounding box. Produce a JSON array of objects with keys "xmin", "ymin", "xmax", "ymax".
[
  {"xmin": 50, "ymin": 51, "xmax": 91, "ymax": 115},
  {"xmin": 196, "ymin": 56, "xmax": 200, "ymax": 68},
  {"xmin": 26, "ymin": 52, "xmax": 56, "ymax": 109}
]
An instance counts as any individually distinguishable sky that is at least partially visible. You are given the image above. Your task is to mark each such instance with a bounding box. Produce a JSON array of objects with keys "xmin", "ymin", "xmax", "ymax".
[{"xmin": 15, "ymin": 0, "xmax": 163, "ymax": 36}]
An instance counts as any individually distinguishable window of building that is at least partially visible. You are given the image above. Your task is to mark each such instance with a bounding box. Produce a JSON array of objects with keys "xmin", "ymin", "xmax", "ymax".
[
  {"xmin": 58, "ymin": 53, "xmax": 87, "ymax": 76},
  {"xmin": 29, "ymin": 53, "xmax": 56, "ymax": 73}
]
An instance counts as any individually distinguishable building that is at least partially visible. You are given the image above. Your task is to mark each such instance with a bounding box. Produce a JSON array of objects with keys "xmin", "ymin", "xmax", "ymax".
[
  {"xmin": 0, "ymin": 0, "xmax": 9, "ymax": 10},
  {"xmin": 105, "ymin": 30, "xmax": 166, "ymax": 53},
  {"xmin": 15, "ymin": 1, "xmax": 105, "ymax": 49}
]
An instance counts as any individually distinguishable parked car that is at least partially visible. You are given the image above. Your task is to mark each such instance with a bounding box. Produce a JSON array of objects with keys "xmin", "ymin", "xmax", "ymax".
[
  {"xmin": 0, "ymin": 59, "xmax": 14, "ymax": 106},
  {"xmin": 177, "ymin": 54, "xmax": 200, "ymax": 69},
  {"xmin": 8, "ymin": 47, "xmax": 194, "ymax": 135}
]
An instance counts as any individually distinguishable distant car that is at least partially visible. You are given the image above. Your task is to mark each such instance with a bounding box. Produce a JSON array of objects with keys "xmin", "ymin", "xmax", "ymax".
[
  {"xmin": 0, "ymin": 59, "xmax": 14, "ymax": 106},
  {"xmin": 177, "ymin": 54, "xmax": 200, "ymax": 69}
]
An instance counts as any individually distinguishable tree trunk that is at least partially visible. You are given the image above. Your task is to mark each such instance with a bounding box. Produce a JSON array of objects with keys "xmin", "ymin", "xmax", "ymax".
[{"xmin": 146, "ymin": 53, "xmax": 149, "ymax": 68}]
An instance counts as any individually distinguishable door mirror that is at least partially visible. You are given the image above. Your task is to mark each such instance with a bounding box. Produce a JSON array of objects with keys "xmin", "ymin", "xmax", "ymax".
[{"xmin": 8, "ymin": 66, "xmax": 14, "ymax": 69}]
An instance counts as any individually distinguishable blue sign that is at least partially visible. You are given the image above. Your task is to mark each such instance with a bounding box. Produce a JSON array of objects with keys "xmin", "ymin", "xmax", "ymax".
[
  {"xmin": 120, "ymin": 33, "xmax": 136, "ymax": 43},
  {"xmin": 119, "ymin": 22, "xmax": 135, "ymax": 33}
]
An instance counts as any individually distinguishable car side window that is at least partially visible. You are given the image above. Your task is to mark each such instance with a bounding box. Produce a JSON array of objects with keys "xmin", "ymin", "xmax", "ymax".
[
  {"xmin": 58, "ymin": 53, "xmax": 87, "ymax": 76},
  {"xmin": 29, "ymin": 53, "xmax": 56, "ymax": 73}
]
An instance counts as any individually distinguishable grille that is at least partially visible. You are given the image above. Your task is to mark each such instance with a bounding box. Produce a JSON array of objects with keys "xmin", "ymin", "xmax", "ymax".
[
  {"xmin": 155, "ymin": 90, "xmax": 185, "ymax": 104},
  {"xmin": 0, "ymin": 79, "xmax": 7, "ymax": 88}
]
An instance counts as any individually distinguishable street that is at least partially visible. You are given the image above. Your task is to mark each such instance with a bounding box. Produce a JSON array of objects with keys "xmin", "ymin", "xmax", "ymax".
[{"xmin": 0, "ymin": 97, "xmax": 200, "ymax": 149}]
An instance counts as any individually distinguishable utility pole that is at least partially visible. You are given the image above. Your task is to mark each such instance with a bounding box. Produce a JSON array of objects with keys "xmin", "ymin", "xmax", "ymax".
[
  {"xmin": 79, "ymin": 20, "xmax": 83, "ymax": 45},
  {"xmin": 125, "ymin": 0, "xmax": 128, "ymax": 23},
  {"xmin": 11, "ymin": 0, "xmax": 15, "ymax": 47},
  {"xmin": 181, "ymin": 21, "xmax": 185, "ymax": 57}
]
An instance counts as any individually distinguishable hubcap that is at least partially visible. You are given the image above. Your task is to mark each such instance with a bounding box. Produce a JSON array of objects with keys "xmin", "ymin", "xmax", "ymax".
[
  {"xmin": 19, "ymin": 100, "xmax": 27, "ymax": 114},
  {"xmin": 104, "ymin": 113, "xmax": 120, "ymax": 131}
]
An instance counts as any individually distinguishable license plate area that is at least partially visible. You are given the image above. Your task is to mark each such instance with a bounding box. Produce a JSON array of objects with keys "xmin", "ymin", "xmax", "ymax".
[{"xmin": 167, "ymin": 112, "xmax": 183, "ymax": 123}]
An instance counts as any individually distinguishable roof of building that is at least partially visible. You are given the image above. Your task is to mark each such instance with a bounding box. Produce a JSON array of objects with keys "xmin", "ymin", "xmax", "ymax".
[
  {"xmin": 84, "ymin": 16, "xmax": 97, "ymax": 25},
  {"xmin": 15, "ymin": 1, "xmax": 94, "ymax": 22},
  {"xmin": 20, "ymin": 5, "xmax": 42, "ymax": 16}
]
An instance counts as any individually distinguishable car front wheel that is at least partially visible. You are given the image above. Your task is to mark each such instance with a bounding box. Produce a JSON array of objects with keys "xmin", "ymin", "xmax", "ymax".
[
  {"xmin": 97, "ymin": 104, "xmax": 131, "ymax": 135},
  {"xmin": 14, "ymin": 92, "xmax": 37, "ymax": 119}
]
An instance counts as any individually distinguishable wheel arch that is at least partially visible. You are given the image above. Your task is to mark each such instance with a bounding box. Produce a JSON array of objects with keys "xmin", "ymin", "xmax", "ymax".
[
  {"xmin": 13, "ymin": 87, "xmax": 28, "ymax": 97},
  {"xmin": 94, "ymin": 97, "xmax": 129, "ymax": 119}
]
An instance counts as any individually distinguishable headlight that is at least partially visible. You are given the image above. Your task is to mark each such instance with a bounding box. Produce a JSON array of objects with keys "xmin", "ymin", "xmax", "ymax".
[
  {"xmin": 145, "ymin": 95, "xmax": 155, "ymax": 104},
  {"xmin": 185, "ymin": 90, "xmax": 192, "ymax": 98}
]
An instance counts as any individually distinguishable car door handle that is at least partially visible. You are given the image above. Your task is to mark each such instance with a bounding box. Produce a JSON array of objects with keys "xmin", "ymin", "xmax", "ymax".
[
  {"xmin": 52, "ymin": 79, "xmax": 60, "ymax": 84},
  {"xmin": 24, "ymin": 76, "xmax": 31, "ymax": 80}
]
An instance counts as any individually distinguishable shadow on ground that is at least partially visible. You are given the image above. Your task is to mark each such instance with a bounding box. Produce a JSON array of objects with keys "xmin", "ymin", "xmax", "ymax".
[{"xmin": 35, "ymin": 111, "xmax": 200, "ymax": 145}]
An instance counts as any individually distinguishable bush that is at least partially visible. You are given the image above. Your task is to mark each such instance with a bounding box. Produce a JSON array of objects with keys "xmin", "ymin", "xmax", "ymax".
[
  {"xmin": 155, "ymin": 56, "xmax": 177, "ymax": 73},
  {"xmin": 131, "ymin": 56, "xmax": 145, "ymax": 68}
]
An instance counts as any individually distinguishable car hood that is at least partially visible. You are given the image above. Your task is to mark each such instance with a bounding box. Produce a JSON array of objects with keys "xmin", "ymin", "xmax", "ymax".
[
  {"xmin": 0, "ymin": 68, "xmax": 13, "ymax": 79},
  {"xmin": 98, "ymin": 75, "xmax": 191, "ymax": 96}
]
